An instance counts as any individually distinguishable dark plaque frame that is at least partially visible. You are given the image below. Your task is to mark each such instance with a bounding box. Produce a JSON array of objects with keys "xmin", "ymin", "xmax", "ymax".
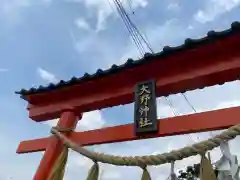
[{"xmin": 134, "ymin": 80, "xmax": 158, "ymax": 135}]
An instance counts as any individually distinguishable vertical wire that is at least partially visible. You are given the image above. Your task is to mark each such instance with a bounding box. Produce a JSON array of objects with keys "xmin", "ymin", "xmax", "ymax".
[{"xmin": 113, "ymin": 0, "xmax": 145, "ymax": 56}]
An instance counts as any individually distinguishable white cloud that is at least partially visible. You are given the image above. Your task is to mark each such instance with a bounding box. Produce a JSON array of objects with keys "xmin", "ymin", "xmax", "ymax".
[
  {"xmin": 42, "ymin": 118, "xmax": 58, "ymax": 127},
  {"xmin": 37, "ymin": 67, "xmax": 59, "ymax": 83},
  {"xmin": 130, "ymin": 0, "xmax": 148, "ymax": 9},
  {"xmin": 72, "ymin": 17, "xmax": 196, "ymax": 72},
  {"xmin": 67, "ymin": 0, "xmax": 113, "ymax": 32},
  {"xmin": 101, "ymin": 168, "xmax": 121, "ymax": 179},
  {"xmin": 69, "ymin": 0, "xmax": 151, "ymax": 70},
  {"xmin": 95, "ymin": 6, "xmax": 112, "ymax": 32},
  {"xmin": 167, "ymin": 2, "xmax": 180, "ymax": 11},
  {"xmin": 194, "ymin": 0, "xmax": 240, "ymax": 24},
  {"xmin": 1, "ymin": 1, "xmax": 240, "ymax": 180},
  {"xmin": 68, "ymin": 0, "xmax": 148, "ymax": 32},
  {"xmin": 77, "ymin": 110, "xmax": 106, "ymax": 131},
  {"xmin": 0, "ymin": 0, "xmax": 52, "ymax": 23},
  {"xmin": 66, "ymin": 152, "xmax": 123, "ymax": 179},
  {"xmin": 119, "ymin": 18, "xmax": 188, "ymax": 62},
  {"xmin": 0, "ymin": 0, "xmax": 30, "ymax": 22},
  {"xmin": 75, "ymin": 17, "xmax": 91, "ymax": 31},
  {"xmin": 187, "ymin": 25, "xmax": 194, "ymax": 30},
  {"xmin": 72, "ymin": 31, "xmax": 98, "ymax": 53},
  {"xmin": 26, "ymin": 95, "xmax": 240, "ymax": 179},
  {"xmin": 40, "ymin": 110, "xmax": 106, "ymax": 176},
  {"xmin": 157, "ymin": 98, "xmax": 176, "ymax": 118},
  {"xmin": 64, "ymin": 131, "xmax": 240, "ymax": 179},
  {"xmin": 42, "ymin": 110, "xmax": 106, "ymax": 131},
  {"xmin": 61, "ymin": 91, "xmax": 240, "ymax": 179},
  {"xmin": 95, "ymin": 0, "xmax": 148, "ymax": 32},
  {"xmin": 27, "ymin": 80, "xmax": 240, "ymax": 180},
  {"xmin": 69, "ymin": 152, "xmax": 93, "ymax": 167},
  {"xmin": 1, "ymin": 0, "xmax": 30, "ymax": 13},
  {"xmin": 215, "ymin": 100, "xmax": 240, "ymax": 109}
]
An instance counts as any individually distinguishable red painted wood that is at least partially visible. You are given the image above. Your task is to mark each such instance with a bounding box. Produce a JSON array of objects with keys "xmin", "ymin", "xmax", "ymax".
[
  {"xmin": 17, "ymin": 107, "xmax": 240, "ymax": 154},
  {"xmin": 33, "ymin": 110, "xmax": 79, "ymax": 180},
  {"xmin": 17, "ymin": 137, "xmax": 50, "ymax": 153},
  {"xmin": 26, "ymin": 33, "xmax": 240, "ymax": 104},
  {"xmin": 16, "ymin": 30, "xmax": 240, "ymax": 180},
  {"xmin": 23, "ymin": 33, "xmax": 240, "ymax": 121},
  {"xmin": 30, "ymin": 59, "xmax": 240, "ymax": 121}
]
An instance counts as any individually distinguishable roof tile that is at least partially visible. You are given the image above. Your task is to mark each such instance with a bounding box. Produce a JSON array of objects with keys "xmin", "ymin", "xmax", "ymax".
[{"xmin": 16, "ymin": 21, "xmax": 240, "ymax": 96}]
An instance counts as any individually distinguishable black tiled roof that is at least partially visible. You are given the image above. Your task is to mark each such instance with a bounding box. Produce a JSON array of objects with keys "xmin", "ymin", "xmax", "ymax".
[{"xmin": 16, "ymin": 21, "xmax": 240, "ymax": 96}]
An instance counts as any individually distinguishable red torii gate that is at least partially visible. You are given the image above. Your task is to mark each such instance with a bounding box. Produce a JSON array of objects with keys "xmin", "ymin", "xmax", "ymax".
[{"xmin": 16, "ymin": 22, "xmax": 240, "ymax": 180}]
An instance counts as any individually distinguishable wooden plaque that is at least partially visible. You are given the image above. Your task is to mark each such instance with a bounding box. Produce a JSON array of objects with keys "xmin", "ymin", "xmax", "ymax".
[{"xmin": 134, "ymin": 80, "xmax": 158, "ymax": 135}]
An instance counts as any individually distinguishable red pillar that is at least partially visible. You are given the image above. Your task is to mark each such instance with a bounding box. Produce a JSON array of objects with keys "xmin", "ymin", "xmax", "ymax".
[{"xmin": 33, "ymin": 108, "xmax": 80, "ymax": 180}]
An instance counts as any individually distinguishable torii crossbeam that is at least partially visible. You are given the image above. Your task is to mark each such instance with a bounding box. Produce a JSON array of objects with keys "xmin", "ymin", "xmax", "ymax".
[
  {"xmin": 17, "ymin": 107, "xmax": 240, "ymax": 154},
  {"xmin": 16, "ymin": 22, "xmax": 240, "ymax": 180}
]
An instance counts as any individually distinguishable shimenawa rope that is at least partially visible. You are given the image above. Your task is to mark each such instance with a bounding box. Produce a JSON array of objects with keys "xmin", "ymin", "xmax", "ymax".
[
  {"xmin": 51, "ymin": 124, "xmax": 240, "ymax": 167},
  {"xmin": 47, "ymin": 124, "xmax": 240, "ymax": 180}
]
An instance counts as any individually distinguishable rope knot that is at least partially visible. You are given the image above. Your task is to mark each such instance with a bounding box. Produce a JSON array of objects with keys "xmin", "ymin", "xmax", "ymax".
[
  {"xmin": 86, "ymin": 161, "xmax": 99, "ymax": 180},
  {"xmin": 51, "ymin": 126, "xmax": 73, "ymax": 134},
  {"xmin": 140, "ymin": 165, "xmax": 151, "ymax": 180},
  {"xmin": 140, "ymin": 164, "xmax": 147, "ymax": 170},
  {"xmin": 51, "ymin": 123, "xmax": 240, "ymax": 168}
]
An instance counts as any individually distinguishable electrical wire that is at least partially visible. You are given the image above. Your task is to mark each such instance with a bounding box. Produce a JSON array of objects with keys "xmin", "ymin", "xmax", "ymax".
[
  {"xmin": 164, "ymin": 96, "xmax": 178, "ymax": 116},
  {"xmin": 181, "ymin": 93, "xmax": 215, "ymax": 137},
  {"xmin": 110, "ymin": 0, "xmax": 199, "ymax": 120},
  {"xmin": 119, "ymin": 6, "xmax": 154, "ymax": 53},
  {"xmin": 112, "ymin": 0, "xmax": 178, "ymax": 116},
  {"xmin": 181, "ymin": 93, "xmax": 197, "ymax": 112},
  {"xmin": 126, "ymin": 0, "xmax": 134, "ymax": 14},
  {"xmin": 109, "ymin": 0, "xmax": 217, "ymax": 164},
  {"xmin": 112, "ymin": 0, "xmax": 153, "ymax": 56},
  {"xmin": 113, "ymin": 0, "xmax": 145, "ymax": 56},
  {"xmin": 107, "ymin": 0, "xmax": 116, "ymax": 13}
]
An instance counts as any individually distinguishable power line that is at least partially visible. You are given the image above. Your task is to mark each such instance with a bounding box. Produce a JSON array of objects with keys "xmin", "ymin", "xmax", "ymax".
[
  {"xmin": 110, "ymin": 0, "xmax": 200, "ymax": 119},
  {"xmin": 112, "ymin": 0, "xmax": 152, "ymax": 56},
  {"xmin": 112, "ymin": 0, "xmax": 178, "ymax": 116},
  {"xmin": 113, "ymin": 0, "xmax": 144, "ymax": 56},
  {"xmin": 126, "ymin": 0, "xmax": 134, "ymax": 14},
  {"xmin": 164, "ymin": 96, "xmax": 178, "ymax": 116},
  {"xmin": 181, "ymin": 93, "xmax": 197, "ymax": 113},
  {"xmin": 119, "ymin": 5, "xmax": 154, "ymax": 53},
  {"xmin": 181, "ymin": 93, "xmax": 215, "ymax": 138}
]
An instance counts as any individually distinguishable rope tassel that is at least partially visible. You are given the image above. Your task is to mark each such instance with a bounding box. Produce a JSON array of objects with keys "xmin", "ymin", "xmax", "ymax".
[
  {"xmin": 141, "ymin": 166, "xmax": 151, "ymax": 180},
  {"xmin": 47, "ymin": 146, "xmax": 69, "ymax": 180},
  {"xmin": 169, "ymin": 162, "xmax": 179, "ymax": 180},
  {"xmin": 51, "ymin": 124, "xmax": 240, "ymax": 167},
  {"xmin": 86, "ymin": 162, "xmax": 99, "ymax": 180},
  {"xmin": 199, "ymin": 154, "xmax": 217, "ymax": 180}
]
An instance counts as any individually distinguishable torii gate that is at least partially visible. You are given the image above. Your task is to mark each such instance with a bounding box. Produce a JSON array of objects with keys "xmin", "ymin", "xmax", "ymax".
[{"xmin": 16, "ymin": 22, "xmax": 240, "ymax": 180}]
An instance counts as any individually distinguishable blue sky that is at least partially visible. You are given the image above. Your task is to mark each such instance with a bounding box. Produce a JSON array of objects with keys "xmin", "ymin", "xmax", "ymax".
[{"xmin": 0, "ymin": 0, "xmax": 240, "ymax": 179}]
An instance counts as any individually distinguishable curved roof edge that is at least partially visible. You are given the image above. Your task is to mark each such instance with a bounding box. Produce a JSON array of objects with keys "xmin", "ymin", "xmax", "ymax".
[{"xmin": 16, "ymin": 21, "xmax": 240, "ymax": 96}]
